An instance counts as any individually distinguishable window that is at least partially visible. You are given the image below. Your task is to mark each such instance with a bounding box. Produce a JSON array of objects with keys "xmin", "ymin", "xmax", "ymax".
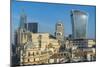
[
  {"xmin": 33, "ymin": 52, "xmax": 34, "ymax": 56},
  {"xmin": 34, "ymin": 58, "xmax": 35, "ymax": 61},
  {"xmin": 28, "ymin": 52, "xmax": 30, "ymax": 56},
  {"xmin": 57, "ymin": 32, "xmax": 62, "ymax": 35},
  {"xmin": 57, "ymin": 33, "xmax": 60, "ymax": 35},
  {"xmin": 28, "ymin": 59, "xmax": 30, "ymax": 62},
  {"xmin": 57, "ymin": 24, "xmax": 62, "ymax": 26},
  {"xmin": 36, "ymin": 52, "xmax": 39, "ymax": 55}
]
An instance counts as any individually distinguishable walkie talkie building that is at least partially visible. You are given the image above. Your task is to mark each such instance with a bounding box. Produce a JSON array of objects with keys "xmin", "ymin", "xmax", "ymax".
[{"xmin": 71, "ymin": 10, "xmax": 88, "ymax": 39}]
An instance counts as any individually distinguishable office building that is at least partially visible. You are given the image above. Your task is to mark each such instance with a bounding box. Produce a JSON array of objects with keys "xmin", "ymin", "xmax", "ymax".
[
  {"xmin": 71, "ymin": 10, "xmax": 88, "ymax": 39},
  {"xmin": 25, "ymin": 23, "xmax": 38, "ymax": 33},
  {"xmin": 19, "ymin": 12, "xmax": 27, "ymax": 29}
]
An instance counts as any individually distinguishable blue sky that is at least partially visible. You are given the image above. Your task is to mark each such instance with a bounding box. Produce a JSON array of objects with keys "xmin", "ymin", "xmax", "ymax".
[{"xmin": 11, "ymin": 0, "xmax": 96, "ymax": 39}]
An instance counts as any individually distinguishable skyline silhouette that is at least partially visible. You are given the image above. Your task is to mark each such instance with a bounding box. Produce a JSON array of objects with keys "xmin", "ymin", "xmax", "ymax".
[{"xmin": 11, "ymin": 1, "xmax": 96, "ymax": 40}]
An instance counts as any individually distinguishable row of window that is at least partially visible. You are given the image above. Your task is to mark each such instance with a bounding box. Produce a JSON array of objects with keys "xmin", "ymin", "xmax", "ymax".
[
  {"xmin": 27, "ymin": 51, "xmax": 48, "ymax": 56},
  {"xmin": 28, "ymin": 52, "xmax": 39, "ymax": 56},
  {"xmin": 57, "ymin": 24, "xmax": 62, "ymax": 26},
  {"xmin": 23, "ymin": 56, "xmax": 48, "ymax": 62},
  {"xmin": 56, "ymin": 32, "xmax": 62, "ymax": 36},
  {"xmin": 73, "ymin": 41, "xmax": 87, "ymax": 43}
]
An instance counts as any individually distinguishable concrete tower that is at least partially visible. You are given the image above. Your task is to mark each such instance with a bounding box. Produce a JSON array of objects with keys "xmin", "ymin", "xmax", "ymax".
[{"xmin": 55, "ymin": 20, "xmax": 64, "ymax": 41}]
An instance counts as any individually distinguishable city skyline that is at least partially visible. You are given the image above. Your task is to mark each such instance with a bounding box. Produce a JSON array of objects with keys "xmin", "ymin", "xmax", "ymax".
[
  {"xmin": 11, "ymin": 1, "xmax": 96, "ymax": 66},
  {"xmin": 12, "ymin": 1, "xmax": 96, "ymax": 39}
]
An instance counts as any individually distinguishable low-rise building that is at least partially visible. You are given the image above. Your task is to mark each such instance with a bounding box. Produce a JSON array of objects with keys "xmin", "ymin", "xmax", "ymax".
[
  {"xmin": 15, "ymin": 29, "xmax": 60, "ymax": 65},
  {"xmin": 88, "ymin": 39, "xmax": 96, "ymax": 47}
]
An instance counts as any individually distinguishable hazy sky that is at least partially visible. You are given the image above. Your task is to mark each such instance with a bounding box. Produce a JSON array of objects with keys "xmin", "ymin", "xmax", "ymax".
[{"xmin": 11, "ymin": 0, "xmax": 96, "ymax": 39}]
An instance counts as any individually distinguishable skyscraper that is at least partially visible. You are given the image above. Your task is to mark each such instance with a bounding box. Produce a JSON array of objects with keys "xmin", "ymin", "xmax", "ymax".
[
  {"xmin": 19, "ymin": 11, "xmax": 27, "ymax": 29},
  {"xmin": 25, "ymin": 23, "xmax": 38, "ymax": 33},
  {"xmin": 55, "ymin": 20, "xmax": 64, "ymax": 41},
  {"xmin": 71, "ymin": 10, "xmax": 88, "ymax": 39}
]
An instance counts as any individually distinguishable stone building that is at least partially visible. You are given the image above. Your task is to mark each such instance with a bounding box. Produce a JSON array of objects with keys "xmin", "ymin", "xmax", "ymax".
[{"xmin": 15, "ymin": 30, "xmax": 60, "ymax": 65}]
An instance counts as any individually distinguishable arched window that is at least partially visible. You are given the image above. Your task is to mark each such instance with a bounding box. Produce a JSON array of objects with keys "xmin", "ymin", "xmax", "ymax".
[{"xmin": 57, "ymin": 32, "xmax": 62, "ymax": 36}]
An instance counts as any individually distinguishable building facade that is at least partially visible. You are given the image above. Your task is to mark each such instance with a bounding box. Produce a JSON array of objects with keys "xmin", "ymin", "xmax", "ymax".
[
  {"xmin": 15, "ymin": 30, "xmax": 60, "ymax": 65},
  {"xmin": 71, "ymin": 10, "xmax": 88, "ymax": 39},
  {"xmin": 55, "ymin": 20, "xmax": 64, "ymax": 41},
  {"xmin": 25, "ymin": 23, "xmax": 38, "ymax": 33},
  {"xmin": 65, "ymin": 39, "xmax": 96, "ymax": 62},
  {"xmin": 19, "ymin": 12, "xmax": 27, "ymax": 29}
]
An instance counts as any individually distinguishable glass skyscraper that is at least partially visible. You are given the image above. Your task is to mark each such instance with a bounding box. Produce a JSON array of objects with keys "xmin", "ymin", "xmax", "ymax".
[
  {"xmin": 71, "ymin": 10, "xmax": 88, "ymax": 39},
  {"xmin": 20, "ymin": 13, "xmax": 27, "ymax": 29},
  {"xmin": 25, "ymin": 23, "xmax": 38, "ymax": 33}
]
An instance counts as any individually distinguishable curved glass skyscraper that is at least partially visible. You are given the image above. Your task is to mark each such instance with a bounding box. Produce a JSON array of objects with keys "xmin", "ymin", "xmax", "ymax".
[{"xmin": 71, "ymin": 10, "xmax": 88, "ymax": 39}]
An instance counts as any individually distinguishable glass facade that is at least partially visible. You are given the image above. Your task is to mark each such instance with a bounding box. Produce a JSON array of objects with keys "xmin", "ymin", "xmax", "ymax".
[
  {"xmin": 71, "ymin": 10, "xmax": 88, "ymax": 39},
  {"xmin": 25, "ymin": 23, "xmax": 38, "ymax": 33},
  {"xmin": 20, "ymin": 14, "xmax": 27, "ymax": 29}
]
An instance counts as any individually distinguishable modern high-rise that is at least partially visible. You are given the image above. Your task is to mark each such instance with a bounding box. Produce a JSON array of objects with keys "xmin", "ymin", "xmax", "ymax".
[
  {"xmin": 55, "ymin": 20, "xmax": 64, "ymax": 41},
  {"xmin": 19, "ymin": 12, "xmax": 27, "ymax": 29},
  {"xmin": 71, "ymin": 10, "xmax": 88, "ymax": 39},
  {"xmin": 25, "ymin": 23, "xmax": 38, "ymax": 33}
]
